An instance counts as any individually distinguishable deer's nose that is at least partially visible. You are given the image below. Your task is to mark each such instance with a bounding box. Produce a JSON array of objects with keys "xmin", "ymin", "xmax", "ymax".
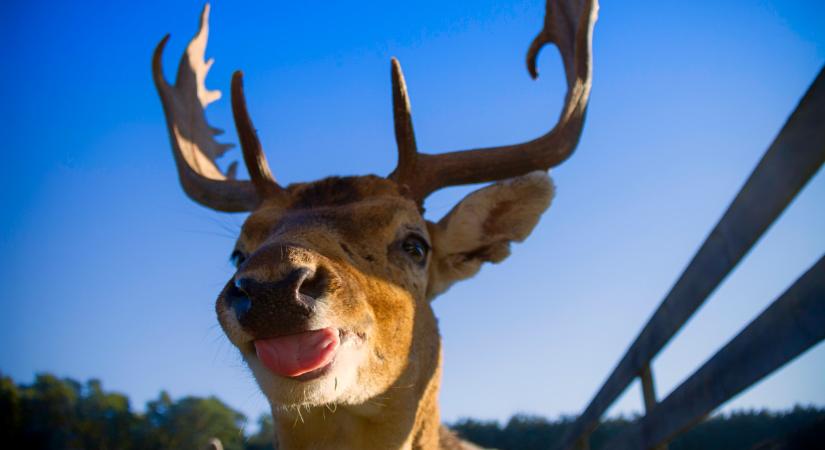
[{"xmin": 230, "ymin": 267, "xmax": 328, "ymax": 324}]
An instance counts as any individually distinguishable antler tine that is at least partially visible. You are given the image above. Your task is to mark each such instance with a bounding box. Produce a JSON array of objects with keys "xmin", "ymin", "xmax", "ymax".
[
  {"xmin": 389, "ymin": 58, "xmax": 418, "ymax": 184},
  {"xmin": 153, "ymin": 3, "xmax": 270, "ymax": 212},
  {"xmin": 390, "ymin": 0, "xmax": 598, "ymax": 202},
  {"xmin": 231, "ymin": 71, "xmax": 283, "ymax": 198}
]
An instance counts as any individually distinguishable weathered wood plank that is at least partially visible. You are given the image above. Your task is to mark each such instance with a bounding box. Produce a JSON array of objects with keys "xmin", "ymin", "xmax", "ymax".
[
  {"xmin": 639, "ymin": 365, "xmax": 669, "ymax": 450},
  {"xmin": 603, "ymin": 254, "xmax": 825, "ymax": 450},
  {"xmin": 639, "ymin": 364, "xmax": 657, "ymax": 413},
  {"xmin": 555, "ymin": 65, "xmax": 825, "ymax": 450}
]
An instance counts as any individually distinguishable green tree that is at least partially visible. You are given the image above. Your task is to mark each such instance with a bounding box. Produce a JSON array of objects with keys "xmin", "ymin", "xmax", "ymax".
[
  {"xmin": 140, "ymin": 391, "xmax": 246, "ymax": 450},
  {"xmin": 19, "ymin": 373, "xmax": 82, "ymax": 448},
  {"xmin": 0, "ymin": 374, "xmax": 23, "ymax": 446},
  {"xmin": 75, "ymin": 379, "xmax": 136, "ymax": 450}
]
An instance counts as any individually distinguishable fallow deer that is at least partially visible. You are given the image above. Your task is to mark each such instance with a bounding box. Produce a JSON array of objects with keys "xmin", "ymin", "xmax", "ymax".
[{"xmin": 153, "ymin": 1, "xmax": 597, "ymax": 448}]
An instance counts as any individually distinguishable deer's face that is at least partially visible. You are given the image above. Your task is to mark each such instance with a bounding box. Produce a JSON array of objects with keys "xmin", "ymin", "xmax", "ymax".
[{"xmin": 217, "ymin": 176, "xmax": 431, "ymax": 407}]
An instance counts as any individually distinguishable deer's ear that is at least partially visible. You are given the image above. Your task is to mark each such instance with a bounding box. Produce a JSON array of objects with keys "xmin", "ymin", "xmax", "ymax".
[{"xmin": 426, "ymin": 171, "xmax": 554, "ymax": 299}]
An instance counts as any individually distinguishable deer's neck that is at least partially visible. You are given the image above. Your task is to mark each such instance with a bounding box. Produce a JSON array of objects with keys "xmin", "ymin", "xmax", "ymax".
[
  {"xmin": 272, "ymin": 320, "xmax": 444, "ymax": 449},
  {"xmin": 272, "ymin": 366, "xmax": 442, "ymax": 449}
]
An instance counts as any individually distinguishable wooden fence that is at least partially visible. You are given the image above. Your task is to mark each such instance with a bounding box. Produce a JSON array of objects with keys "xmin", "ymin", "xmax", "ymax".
[{"xmin": 554, "ymin": 65, "xmax": 825, "ymax": 450}]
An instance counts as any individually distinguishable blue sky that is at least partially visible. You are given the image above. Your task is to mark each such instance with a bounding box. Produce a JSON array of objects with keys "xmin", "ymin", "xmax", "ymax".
[{"xmin": 1, "ymin": 0, "xmax": 823, "ymax": 429}]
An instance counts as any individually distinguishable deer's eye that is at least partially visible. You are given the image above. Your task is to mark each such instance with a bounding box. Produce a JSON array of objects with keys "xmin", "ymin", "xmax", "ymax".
[
  {"xmin": 230, "ymin": 250, "xmax": 246, "ymax": 268},
  {"xmin": 401, "ymin": 235, "xmax": 429, "ymax": 264}
]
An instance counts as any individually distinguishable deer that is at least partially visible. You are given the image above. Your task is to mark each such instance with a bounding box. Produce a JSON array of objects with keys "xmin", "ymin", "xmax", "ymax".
[{"xmin": 153, "ymin": 1, "xmax": 597, "ymax": 448}]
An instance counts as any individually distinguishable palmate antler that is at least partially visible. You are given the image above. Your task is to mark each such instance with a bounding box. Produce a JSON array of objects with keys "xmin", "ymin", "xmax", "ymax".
[
  {"xmin": 390, "ymin": 0, "xmax": 599, "ymax": 201},
  {"xmin": 153, "ymin": 4, "xmax": 280, "ymax": 212},
  {"xmin": 153, "ymin": 0, "xmax": 598, "ymax": 211}
]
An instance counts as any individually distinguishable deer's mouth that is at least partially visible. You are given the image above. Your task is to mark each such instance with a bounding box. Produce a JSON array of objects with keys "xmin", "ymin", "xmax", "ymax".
[{"xmin": 253, "ymin": 327, "xmax": 340, "ymax": 380}]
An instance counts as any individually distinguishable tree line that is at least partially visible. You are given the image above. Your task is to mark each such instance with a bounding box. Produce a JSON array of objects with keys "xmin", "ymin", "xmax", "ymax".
[
  {"xmin": 0, "ymin": 372, "xmax": 270, "ymax": 450},
  {"xmin": 1, "ymin": 372, "xmax": 822, "ymax": 449},
  {"xmin": 452, "ymin": 408, "xmax": 824, "ymax": 450}
]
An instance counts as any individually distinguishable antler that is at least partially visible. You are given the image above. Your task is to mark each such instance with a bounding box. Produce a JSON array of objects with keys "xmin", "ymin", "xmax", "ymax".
[
  {"xmin": 153, "ymin": 4, "xmax": 281, "ymax": 212},
  {"xmin": 390, "ymin": 0, "xmax": 599, "ymax": 201},
  {"xmin": 231, "ymin": 71, "xmax": 282, "ymax": 198}
]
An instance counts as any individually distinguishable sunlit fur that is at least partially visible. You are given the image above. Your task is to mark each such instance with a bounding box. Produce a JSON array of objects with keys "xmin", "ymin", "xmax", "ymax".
[{"xmin": 216, "ymin": 172, "xmax": 553, "ymax": 449}]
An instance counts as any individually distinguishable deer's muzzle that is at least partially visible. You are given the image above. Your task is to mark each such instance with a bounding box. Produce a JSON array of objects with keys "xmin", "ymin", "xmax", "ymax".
[{"xmin": 225, "ymin": 244, "xmax": 332, "ymax": 338}]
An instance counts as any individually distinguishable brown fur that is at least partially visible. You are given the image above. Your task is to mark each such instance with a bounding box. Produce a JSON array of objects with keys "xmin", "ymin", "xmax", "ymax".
[{"xmin": 215, "ymin": 171, "xmax": 554, "ymax": 449}]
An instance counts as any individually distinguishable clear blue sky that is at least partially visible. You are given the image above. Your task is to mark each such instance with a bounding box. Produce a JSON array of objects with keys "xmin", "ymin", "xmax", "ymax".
[{"xmin": 1, "ymin": 0, "xmax": 823, "ymax": 430}]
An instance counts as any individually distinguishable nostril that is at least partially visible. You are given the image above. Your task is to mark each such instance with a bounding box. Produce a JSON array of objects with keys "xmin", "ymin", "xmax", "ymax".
[
  {"xmin": 232, "ymin": 296, "xmax": 251, "ymax": 322},
  {"xmin": 227, "ymin": 280, "xmax": 252, "ymax": 322},
  {"xmin": 297, "ymin": 267, "xmax": 328, "ymax": 302}
]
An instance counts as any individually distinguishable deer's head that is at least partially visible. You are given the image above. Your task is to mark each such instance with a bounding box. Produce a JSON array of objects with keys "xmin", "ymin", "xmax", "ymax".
[{"xmin": 154, "ymin": 0, "xmax": 596, "ymax": 427}]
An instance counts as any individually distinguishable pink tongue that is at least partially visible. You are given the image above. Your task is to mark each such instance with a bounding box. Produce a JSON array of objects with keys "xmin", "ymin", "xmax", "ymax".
[{"xmin": 254, "ymin": 328, "xmax": 339, "ymax": 378}]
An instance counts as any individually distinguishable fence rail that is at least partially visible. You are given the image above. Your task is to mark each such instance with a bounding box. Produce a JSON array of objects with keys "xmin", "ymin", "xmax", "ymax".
[
  {"xmin": 603, "ymin": 255, "xmax": 825, "ymax": 450},
  {"xmin": 555, "ymin": 65, "xmax": 825, "ymax": 450}
]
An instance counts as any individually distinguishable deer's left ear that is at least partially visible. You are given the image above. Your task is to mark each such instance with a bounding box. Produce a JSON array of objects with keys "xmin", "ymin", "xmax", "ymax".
[{"xmin": 426, "ymin": 171, "xmax": 554, "ymax": 299}]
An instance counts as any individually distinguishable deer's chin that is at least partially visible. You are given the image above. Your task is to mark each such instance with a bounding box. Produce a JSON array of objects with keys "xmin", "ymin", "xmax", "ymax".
[{"xmin": 242, "ymin": 329, "xmax": 366, "ymax": 407}]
